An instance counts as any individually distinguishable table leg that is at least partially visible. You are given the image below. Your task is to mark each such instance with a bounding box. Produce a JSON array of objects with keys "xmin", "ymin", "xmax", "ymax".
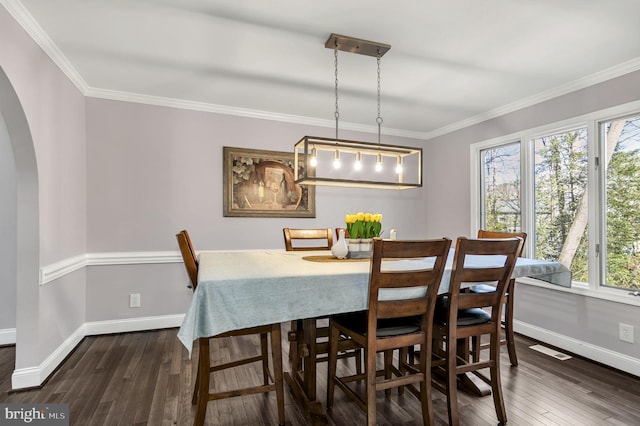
[
  {"xmin": 456, "ymin": 337, "xmax": 491, "ymax": 397},
  {"xmin": 430, "ymin": 337, "xmax": 492, "ymax": 398},
  {"xmin": 283, "ymin": 318, "xmax": 329, "ymax": 425},
  {"xmin": 302, "ymin": 319, "xmax": 317, "ymax": 401}
]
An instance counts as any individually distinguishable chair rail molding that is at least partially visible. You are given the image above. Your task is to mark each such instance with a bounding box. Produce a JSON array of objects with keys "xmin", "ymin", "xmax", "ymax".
[{"xmin": 39, "ymin": 251, "xmax": 183, "ymax": 285}]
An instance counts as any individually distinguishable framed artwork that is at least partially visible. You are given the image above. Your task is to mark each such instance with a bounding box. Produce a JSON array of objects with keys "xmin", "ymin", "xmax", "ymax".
[{"xmin": 223, "ymin": 146, "xmax": 316, "ymax": 218}]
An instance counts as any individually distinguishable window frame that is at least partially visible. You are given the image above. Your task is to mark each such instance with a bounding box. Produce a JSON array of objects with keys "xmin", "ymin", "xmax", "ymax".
[
  {"xmin": 478, "ymin": 140, "xmax": 523, "ymax": 237},
  {"xmin": 470, "ymin": 99, "xmax": 640, "ymax": 306}
]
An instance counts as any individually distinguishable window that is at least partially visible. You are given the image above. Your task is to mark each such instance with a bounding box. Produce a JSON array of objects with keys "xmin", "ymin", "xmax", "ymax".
[
  {"xmin": 480, "ymin": 142, "xmax": 521, "ymax": 232},
  {"xmin": 602, "ymin": 114, "xmax": 640, "ymax": 290},
  {"xmin": 473, "ymin": 101, "xmax": 640, "ymax": 295},
  {"xmin": 533, "ymin": 128, "xmax": 588, "ymax": 283}
]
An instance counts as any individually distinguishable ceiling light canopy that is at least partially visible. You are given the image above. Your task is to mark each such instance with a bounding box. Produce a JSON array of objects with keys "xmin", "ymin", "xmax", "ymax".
[{"xmin": 294, "ymin": 34, "xmax": 422, "ymax": 190}]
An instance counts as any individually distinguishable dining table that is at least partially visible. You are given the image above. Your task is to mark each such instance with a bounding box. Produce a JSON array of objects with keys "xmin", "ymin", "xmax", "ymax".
[{"xmin": 177, "ymin": 248, "xmax": 570, "ymax": 424}]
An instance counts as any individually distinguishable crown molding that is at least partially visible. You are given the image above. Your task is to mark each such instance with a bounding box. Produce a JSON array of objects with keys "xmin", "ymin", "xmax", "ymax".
[
  {"xmin": 0, "ymin": 0, "xmax": 89, "ymax": 93},
  {"xmin": 85, "ymin": 87, "xmax": 429, "ymax": 140},
  {"xmin": 424, "ymin": 57, "xmax": 640, "ymax": 140},
  {"xmin": 5, "ymin": 0, "xmax": 640, "ymax": 142}
]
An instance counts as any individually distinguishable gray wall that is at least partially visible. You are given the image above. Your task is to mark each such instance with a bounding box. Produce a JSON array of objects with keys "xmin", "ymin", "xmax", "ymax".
[
  {"xmin": 84, "ymin": 98, "xmax": 428, "ymax": 321},
  {"xmin": 425, "ymin": 70, "xmax": 640, "ymax": 361},
  {"xmin": 1, "ymin": 5, "xmax": 87, "ymax": 369},
  {"xmin": 0, "ymin": 113, "xmax": 16, "ymax": 331}
]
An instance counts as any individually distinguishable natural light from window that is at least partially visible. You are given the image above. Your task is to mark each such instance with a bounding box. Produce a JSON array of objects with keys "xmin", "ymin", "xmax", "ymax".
[
  {"xmin": 474, "ymin": 103, "xmax": 640, "ymax": 297},
  {"xmin": 533, "ymin": 128, "xmax": 589, "ymax": 283},
  {"xmin": 603, "ymin": 114, "xmax": 640, "ymax": 290},
  {"xmin": 480, "ymin": 142, "xmax": 521, "ymax": 232}
]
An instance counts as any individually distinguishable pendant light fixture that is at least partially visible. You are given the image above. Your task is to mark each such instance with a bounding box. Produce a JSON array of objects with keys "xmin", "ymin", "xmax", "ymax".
[{"xmin": 294, "ymin": 34, "xmax": 422, "ymax": 190}]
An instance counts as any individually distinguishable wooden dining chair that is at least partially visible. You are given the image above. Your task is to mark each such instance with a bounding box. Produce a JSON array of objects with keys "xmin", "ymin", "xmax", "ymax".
[
  {"xmin": 469, "ymin": 230, "xmax": 527, "ymax": 366},
  {"xmin": 326, "ymin": 238, "xmax": 452, "ymax": 426},
  {"xmin": 431, "ymin": 236, "xmax": 523, "ymax": 426},
  {"xmin": 335, "ymin": 227, "xmax": 350, "ymax": 240},
  {"xmin": 176, "ymin": 230, "xmax": 285, "ymax": 426},
  {"xmin": 282, "ymin": 228, "xmax": 362, "ymax": 377},
  {"xmin": 283, "ymin": 227, "xmax": 333, "ymax": 251}
]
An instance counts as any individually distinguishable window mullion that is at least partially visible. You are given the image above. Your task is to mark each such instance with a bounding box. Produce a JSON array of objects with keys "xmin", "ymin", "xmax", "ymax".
[
  {"xmin": 521, "ymin": 134, "xmax": 535, "ymax": 258},
  {"xmin": 588, "ymin": 119, "xmax": 601, "ymax": 291}
]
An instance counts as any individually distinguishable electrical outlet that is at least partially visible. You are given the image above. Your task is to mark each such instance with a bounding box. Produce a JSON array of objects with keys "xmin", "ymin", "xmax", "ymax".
[
  {"xmin": 129, "ymin": 293, "xmax": 141, "ymax": 308},
  {"xmin": 619, "ymin": 323, "xmax": 634, "ymax": 343}
]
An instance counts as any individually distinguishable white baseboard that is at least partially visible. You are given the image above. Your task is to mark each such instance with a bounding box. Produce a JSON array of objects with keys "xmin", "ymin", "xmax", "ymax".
[
  {"xmin": 12, "ymin": 316, "xmax": 637, "ymax": 390},
  {"xmin": 10, "ymin": 367, "xmax": 41, "ymax": 391},
  {"xmin": 84, "ymin": 314, "xmax": 184, "ymax": 336},
  {"xmin": 12, "ymin": 324, "xmax": 84, "ymax": 390},
  {"xmin": 11, "ymin": 314, "xmax": 184, "ymax": 390},
  {"xmin": 0, "ymin": 328, "xmax": 16, "ymax": 345},
  {"xmin": 515, "ymin": 320, "xmax": 640, "ymax": 377}
]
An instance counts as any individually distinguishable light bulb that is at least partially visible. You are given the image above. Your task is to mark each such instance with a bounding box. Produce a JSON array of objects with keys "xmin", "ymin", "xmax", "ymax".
[
  {"xmin": 354, "ymin": 152, "xmax": 362, "ymax": 170},
  {"xmin": 333, "ymin": 149, "xmax": 341, "ymax": 169},
  {"xmin": 310, "ymin": 147, "xmax": 318, "ymax": 167},
  {"xmin": 375, "ymin": 153, "xmax": 383, "ymax": 172},
  {"xmin": 395, "ymin": 157, "xmax": 403, "ymax": 174}
]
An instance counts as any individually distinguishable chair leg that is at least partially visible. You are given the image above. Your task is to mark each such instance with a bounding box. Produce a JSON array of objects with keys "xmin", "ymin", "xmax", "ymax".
[
  {"xmin": 384, "ymin": 350, "xmax": 392, "ymax": 397},
  {"xmin": 366, "ymin": 346, "xmax": 378, "ymax": 426},
  {"xmin": 191, "ymin": 337, "xmax": 201, "ymax": 405},
  {"xmin": 471, "ymin": 335, "xmax": 480, "ymax": 363},
  {"xmin": 193, "ymin": 338, "xmax": 211, "ymax": 426},
  {"xmin": 270, "ymin": 324, "xmax": 286, "ymax": 426},
  {"xmin": 191, "ymin": 360, "xmax": 200, "ymax": 405},
  {"xmin": 326, "ymin": 321, "xmax": 340, "ymax": 409},
  {"xmin": 398, "ymin": 347, "xmax": 408, "ymax": 395},
  {"xmin": 490, "ymin": 331, "xmax": 508, "ymax": 424},
  {"xmin": 505, "ymin": 281, "xmax": 518, "ymax": 366},
  {"xmin": 420, "ymin": 340, "xmax": 434, "ymax": 426},
  {"xmin": 445, "ymin": 336, "xmax": 460, "ymax": 426},
  {"xmin": 260, "ymin": 332, "xmax": 269, "ymax": 385},
  {"xmin": 408, "ymin": 344, "xmax": 416, "ymax": 364},
  {"xmin": 355, "ymin": 348, "xmax": 363, "ymax": 374}
]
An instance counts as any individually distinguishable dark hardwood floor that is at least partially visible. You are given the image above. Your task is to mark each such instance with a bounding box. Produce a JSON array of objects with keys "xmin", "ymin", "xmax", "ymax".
[{"xmin": 1, "ymin": 326, "xmax": 639, "ymax": 425}]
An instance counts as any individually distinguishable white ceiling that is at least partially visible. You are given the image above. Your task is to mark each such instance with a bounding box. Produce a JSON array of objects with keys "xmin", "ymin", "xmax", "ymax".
[{"xmin": 7, "ymin": 0, "xmax": 640, "ymax": 138}]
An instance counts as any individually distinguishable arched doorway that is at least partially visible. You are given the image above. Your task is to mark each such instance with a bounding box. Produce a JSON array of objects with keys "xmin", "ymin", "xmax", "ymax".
[{"xmin": 0, "ymin": 65, "xmax": 40, "ymax": 388}]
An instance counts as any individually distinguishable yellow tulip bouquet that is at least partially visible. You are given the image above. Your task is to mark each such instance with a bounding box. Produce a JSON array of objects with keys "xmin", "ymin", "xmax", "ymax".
[{"xmin": 345, "ymin": 212, "xmax": 383, "ymax": 239}]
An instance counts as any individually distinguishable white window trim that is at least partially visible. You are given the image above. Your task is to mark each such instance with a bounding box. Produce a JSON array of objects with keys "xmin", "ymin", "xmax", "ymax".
[{"xmin": 471, "ymin": 99, "xmax": 640, "ymax": 303}]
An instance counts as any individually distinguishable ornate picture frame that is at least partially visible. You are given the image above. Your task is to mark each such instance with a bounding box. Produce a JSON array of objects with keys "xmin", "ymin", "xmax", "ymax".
[{"xmin": 223, "ymin": 146, "xmax": 316, "ymax": 218}]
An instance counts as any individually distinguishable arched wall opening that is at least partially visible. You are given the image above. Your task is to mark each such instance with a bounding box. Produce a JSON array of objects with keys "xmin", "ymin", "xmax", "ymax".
[{"xmin": 0, "ymin": 65, "xmax": 41, "ymax": 384}]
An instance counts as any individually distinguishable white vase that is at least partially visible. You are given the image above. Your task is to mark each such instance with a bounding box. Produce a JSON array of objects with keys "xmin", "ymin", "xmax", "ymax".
[
  {"xmin": 348, "ymin": 238, "xmax": 361, "ymax": 252},
  {"xmin": 331, "ymin": 229, "xmax": 349, "ymax": 259},
  {"xmin": 360, "ymin": 238, "xmax": 373, "ymax": 252}
]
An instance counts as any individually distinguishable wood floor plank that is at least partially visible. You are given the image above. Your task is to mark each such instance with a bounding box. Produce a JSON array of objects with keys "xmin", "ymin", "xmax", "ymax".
[{"xmin": 2, "ymin": 327, "xmax": 640, "ymax": 425}]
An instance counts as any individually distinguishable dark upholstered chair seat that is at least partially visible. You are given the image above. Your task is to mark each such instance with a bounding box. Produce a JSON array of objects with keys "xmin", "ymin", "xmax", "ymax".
[
  {"xmin": 469, "ymin": 283, "xmax": 510, "ymax": 296},
  {"xmin": 331, "ymin": 311, "xmax": 421, "ymax": 337},
  {"xmin": 434, "ymin": 295, "xmax": 491, "ymax": 326}
]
